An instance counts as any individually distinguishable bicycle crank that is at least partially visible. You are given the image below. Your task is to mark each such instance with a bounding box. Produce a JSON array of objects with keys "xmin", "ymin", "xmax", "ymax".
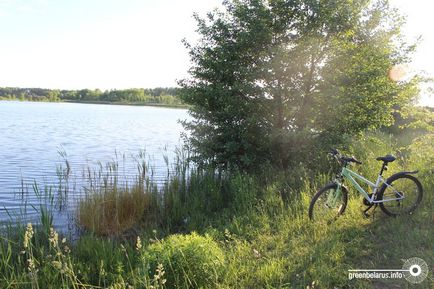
[{"xmin": 362, "ymin": 194, "xmax": 373, "ymax": 206}]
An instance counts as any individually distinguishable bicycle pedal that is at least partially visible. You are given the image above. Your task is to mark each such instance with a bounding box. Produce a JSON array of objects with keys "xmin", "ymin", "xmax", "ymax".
[
  {"xmin": 363, "ymin": 204, "xmax": 378, "ymax": 219},
  {"xmin": 363, "ymin": 203, "xmax": 374, "ymax": 217}
]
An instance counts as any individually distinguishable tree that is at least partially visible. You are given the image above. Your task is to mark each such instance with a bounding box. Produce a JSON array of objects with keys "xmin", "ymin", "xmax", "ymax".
[
  {"xmin": 47, "ymin": 90, "xmax": 60, "ymax": 101},
  {"xmin": 179, "ymin": 0, "xmax": 419, "ymax": 170}
]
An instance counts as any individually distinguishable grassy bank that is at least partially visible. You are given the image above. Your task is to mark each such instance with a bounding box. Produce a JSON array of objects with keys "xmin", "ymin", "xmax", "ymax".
[{"xmin": 0, "ymin": 133, "xmax": 432, "ymax": 288}]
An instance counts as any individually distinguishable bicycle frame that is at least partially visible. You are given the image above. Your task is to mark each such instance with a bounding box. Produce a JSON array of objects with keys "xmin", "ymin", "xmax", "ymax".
[{"xmin": 339, "ymin": 167, "xmax": 404, "ymax": 204}]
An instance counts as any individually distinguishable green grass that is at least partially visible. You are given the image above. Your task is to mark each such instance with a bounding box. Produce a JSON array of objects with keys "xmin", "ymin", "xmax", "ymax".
[
  {"xmin": 215, "ymin": 180, "xmax": 433, "ymax": 288},
  {"xmin": 0, "ymin": 132, "xmax": 433, "ymax": 288},
  {"xmin": 2, "ymin": 173, "xmax": 431, "ymax": 288}
]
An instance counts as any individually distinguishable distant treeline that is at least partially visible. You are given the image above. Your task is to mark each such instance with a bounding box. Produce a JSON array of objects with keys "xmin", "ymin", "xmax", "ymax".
[{"xmin": 0, "ymin": 87, "xmax": 184, "ymax": 106}]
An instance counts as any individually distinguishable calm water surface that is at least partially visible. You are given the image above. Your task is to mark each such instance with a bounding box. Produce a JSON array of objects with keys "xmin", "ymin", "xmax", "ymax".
[{"xmin": 0, "ymin": 101, "xmax": 189, "ymax": 227}]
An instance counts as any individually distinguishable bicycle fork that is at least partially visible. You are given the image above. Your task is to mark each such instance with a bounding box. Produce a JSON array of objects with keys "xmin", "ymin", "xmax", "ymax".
[
  {"xmin": 327, "ymin": 186, "xmax": 342, "ymax": 208},
  {"xmin": 324, "ymin": 179, "xmax": 344, "ymax": 209}
]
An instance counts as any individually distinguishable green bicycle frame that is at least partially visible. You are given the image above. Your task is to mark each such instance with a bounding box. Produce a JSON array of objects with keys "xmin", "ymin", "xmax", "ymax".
[{"xmin": 340, "ymin": 167, "xmax": 404, "ymax": 204}]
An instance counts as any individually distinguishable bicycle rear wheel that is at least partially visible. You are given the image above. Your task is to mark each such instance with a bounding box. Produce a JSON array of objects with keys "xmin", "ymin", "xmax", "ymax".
[
  {"xmin": 309, "ymin": 183, "xmax": 348, "ymax": 222},
  {"xmin": 378, "ymin": 174, "xmax": 423, "ymax": 216}
]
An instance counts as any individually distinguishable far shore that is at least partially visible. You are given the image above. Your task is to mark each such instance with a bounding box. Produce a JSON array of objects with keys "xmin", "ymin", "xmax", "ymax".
[{"xmin": 0, "ymin": 98, "xmax": 189, "ymax": 109}]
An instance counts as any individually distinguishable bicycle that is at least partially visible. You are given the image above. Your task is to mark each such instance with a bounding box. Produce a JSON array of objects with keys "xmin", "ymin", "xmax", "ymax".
[{"xmin": 308, "ymin": 148, "xmax": 423, "ymax": 222}]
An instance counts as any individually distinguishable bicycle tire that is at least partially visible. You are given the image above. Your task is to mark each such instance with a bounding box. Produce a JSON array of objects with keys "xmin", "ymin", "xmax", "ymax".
[
  {"xmin": 309, "ymin": 183, "xmax": 348, "ymax": 222},
  {"xmin": 378, "ymin": 174, "xmax": 423, "ymax": 216}
]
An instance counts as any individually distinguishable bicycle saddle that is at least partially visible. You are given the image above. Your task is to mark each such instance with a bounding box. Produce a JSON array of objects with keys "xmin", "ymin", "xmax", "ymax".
[{"xmin": 376, "ymin": 155, "xmax": 396, "ymax": 163}]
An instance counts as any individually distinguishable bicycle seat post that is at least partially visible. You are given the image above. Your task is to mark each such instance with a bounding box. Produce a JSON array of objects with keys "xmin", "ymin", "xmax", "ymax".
[{"xmin": 379, "ymin": 162, "xmax": 388, "ymax": 176}]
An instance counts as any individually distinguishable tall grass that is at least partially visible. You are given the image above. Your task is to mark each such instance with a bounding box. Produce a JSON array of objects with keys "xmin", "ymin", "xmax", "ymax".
[
  {"xmin": 0, "ymin": 130, "xmax": 432, "ymax": 288},
  {"xmin": 76, "ymin": 158, "xmax": 159, "ymax": 236},
  {"xmin": 77, "ymin": 180, "xmax": 155, "ymax": 236}
]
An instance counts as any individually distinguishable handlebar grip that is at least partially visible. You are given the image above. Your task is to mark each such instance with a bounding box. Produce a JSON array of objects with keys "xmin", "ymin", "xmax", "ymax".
[
  {"xmin": 330, "ymin": 148, "xmax": 339, "ymax": 155},
  {"xmin": 349, "ymin": 156, "xmax": 362, "ymax": 164}
]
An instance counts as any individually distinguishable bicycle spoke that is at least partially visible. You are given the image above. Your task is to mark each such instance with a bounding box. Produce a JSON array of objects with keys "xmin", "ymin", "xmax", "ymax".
[{"xmin": 380, "ymin": 176, "xmax": 422, "ymax": 215}]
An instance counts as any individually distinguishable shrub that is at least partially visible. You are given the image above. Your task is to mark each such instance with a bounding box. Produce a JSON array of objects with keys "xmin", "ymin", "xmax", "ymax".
[{"xmin": 146, "ymin": 232, "xmax": 225, "ymax": 288}]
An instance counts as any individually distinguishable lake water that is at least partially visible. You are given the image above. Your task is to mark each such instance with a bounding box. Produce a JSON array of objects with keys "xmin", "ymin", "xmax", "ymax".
[{"xmin": 0, "ymin": 101, "xmax": 189, "ymax": 228}]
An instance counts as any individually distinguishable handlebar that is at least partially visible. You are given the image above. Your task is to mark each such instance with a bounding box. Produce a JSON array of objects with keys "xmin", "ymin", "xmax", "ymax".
[{"xmin": 329, "ymin": 148, "xmax": 362, "ymax": 165}]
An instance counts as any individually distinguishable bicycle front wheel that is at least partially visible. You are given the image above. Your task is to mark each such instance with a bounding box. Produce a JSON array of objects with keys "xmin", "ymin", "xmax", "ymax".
[
  {"xmin": 309, "ymin": 183, "xmax": 348, "ymax": 222},
  {"xmin": 378, "ymin": 174, "xmax": 423, "ymax": 216}
]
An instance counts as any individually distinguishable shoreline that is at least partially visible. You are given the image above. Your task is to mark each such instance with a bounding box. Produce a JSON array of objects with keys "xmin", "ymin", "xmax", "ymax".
[
  {"xmin": 64, "ymin": 100, "xmax": 189, "ymax": 109},
  {"xmin": 0, "ymin": 98, "xmax": 189, "ymax": 109}
]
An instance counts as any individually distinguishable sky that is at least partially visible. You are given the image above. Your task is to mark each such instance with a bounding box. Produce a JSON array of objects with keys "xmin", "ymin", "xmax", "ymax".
[{"xmin": 0, "ymin": 0, "xmax": 432, "ymax": 106}]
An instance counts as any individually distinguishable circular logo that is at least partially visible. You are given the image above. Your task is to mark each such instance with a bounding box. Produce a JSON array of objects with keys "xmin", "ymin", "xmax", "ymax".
[{"xmin": 402, "ymin": 257, "xmax": 429, "ymax": 284}]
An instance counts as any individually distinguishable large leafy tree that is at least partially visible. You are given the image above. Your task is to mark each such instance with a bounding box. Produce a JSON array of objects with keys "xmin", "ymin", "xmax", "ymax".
[{"xmin": 180, "ymin": 0, "xmax": 419, "ymax": 170}]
